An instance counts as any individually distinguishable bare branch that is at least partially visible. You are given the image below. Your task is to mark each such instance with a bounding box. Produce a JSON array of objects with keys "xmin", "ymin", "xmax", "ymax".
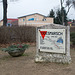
[
  {"xmin": 66, "ymin": 4, "xmax": 73, "ymax": 15},
  {"xmin": 62, "ymin": 0, "xmax": 64, "ymax": 4},
  {"xmin": 65, "ymin": 0, "xmax": 75, "ymax": 15},
  {"xmin": 66, "ymin": 0, "xmax": 71, "ymax": 6}
]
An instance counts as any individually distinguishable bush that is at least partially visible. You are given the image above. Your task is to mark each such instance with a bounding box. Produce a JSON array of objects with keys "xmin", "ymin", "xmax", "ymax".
[
  {"xmin": 0, "ymin": 26, "xmax": 36, "ymax": 44},
  {"xmin": 1, "ymin": 44, "xmax": 29, "ymax": 52},
  {"xmin": 70, "ymin": 27, "xmax": 75, "ymax": 32},
  {"xmin": 70, "ymin": 32, "xmax": 75, "ymax": 45},
  {"xmin": 0, "ymin": 44, "xmax": 29, "ymax": 57}
]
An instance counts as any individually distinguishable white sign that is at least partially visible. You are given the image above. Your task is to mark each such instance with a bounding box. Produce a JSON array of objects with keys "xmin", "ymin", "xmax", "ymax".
[{"xmin": 38, "ymin": 29, "xmax": 65, "ymax": 53}]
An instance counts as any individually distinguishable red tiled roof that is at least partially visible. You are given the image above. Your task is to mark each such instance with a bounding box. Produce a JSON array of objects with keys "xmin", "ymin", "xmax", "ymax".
[
  {"xmin": 68, "ymin": 22, "xmax": 72, "ymax": 24},
  {"xmin": 0, "ymin": 18, "xmax": 18, "ymax": 21}
]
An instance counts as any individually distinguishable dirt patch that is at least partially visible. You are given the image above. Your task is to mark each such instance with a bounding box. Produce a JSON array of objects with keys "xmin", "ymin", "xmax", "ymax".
[
  {"xmin": 71, "ymin": 45, "xmax": 75, "ymax": 49},
  {"xmin": 0, "ymin": 45, "xmax": 75, "ymax": 75}
]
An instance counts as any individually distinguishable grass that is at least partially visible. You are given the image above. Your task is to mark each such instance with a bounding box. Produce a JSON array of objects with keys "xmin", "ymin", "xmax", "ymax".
[
  {"xmin": 22, "ymin": 53, "xmax": 29, "ymax": 56},
  {"xmin": 0, "ymin": 55, "xmax": 11, "ymax": 60}
]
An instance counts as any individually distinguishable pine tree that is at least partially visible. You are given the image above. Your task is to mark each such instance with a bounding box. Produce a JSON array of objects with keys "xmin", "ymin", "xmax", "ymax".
[
  {"xmin": 55, "ymin": 7, "xmax": 67, "ymax": 25},
  {"xmin": 48, "ymin": 9, "xmax": 55, "ymax": 18}
]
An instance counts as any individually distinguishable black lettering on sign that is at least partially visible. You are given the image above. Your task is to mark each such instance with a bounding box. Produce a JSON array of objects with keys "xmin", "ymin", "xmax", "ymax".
[{"xmin": 40, "ymin": 46, "xmax": 53, "ymax": 50}]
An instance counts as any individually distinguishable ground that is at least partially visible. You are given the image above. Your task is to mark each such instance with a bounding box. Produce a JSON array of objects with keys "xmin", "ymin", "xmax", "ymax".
[{"xmin": 0, "ymin": 45, "xmax": 75, "ymax": 75}]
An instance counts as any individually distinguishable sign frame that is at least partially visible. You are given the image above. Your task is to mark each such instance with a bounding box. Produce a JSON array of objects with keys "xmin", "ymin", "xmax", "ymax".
[{"xmin": 38, "ymin": 29, "xmax": 66, "ymax": 53}]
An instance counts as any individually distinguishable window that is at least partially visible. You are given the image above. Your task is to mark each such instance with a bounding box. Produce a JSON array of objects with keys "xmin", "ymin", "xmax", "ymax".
[
  {"xmin": 42, "ymin": 18, "xmax": 46, "ymax": 21},
  {"xmin": 19, "ymin": 19, "xmax": 21, "ymax": 21},
  {"xmin": 35, "ymin": 18, "xmax": 38, "ymax": 21},
  {"xmin": 23, "ymin": 19, "xmax": 25, "ymax": 22},
  {"xmin": 7, "ymin": 23, "xmax": 12, "ymax": 27},
  {"xmin": 28, "ymin": 18, "xmax": 34, "ymax": 21}
]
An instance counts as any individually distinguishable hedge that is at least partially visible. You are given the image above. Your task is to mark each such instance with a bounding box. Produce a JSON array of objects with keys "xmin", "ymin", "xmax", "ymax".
[{"xmin": 0, "ymin": 26, "xmax": 36, "ymax": 44}]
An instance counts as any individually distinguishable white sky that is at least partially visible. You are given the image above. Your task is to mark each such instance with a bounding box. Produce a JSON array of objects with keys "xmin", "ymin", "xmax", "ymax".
[{"xmin": 0, "ymin": 0, "xmax": 75, "ymax": 20}]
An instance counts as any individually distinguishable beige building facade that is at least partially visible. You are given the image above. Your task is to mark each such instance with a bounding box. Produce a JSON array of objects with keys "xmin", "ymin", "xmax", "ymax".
[
  {"xmin": 0, "ymin": 20, "xmax": 3, "ymax": 27},
  {"xmin": 18, "ymin": 13, "xmax": 53, "ymax": 27}
]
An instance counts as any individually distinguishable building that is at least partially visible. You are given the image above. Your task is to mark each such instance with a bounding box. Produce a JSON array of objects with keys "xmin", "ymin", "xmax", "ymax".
[
  {"xmin": 18, "ymin": 13, "xmax": 53, "ymax": 27},
  {"xmin": 68, "ymin": 20, "xmax": 75, "ymax": 27},
  {"xmin": 0, "ymin": 18, "xmax": 18, "ymax": 27},
  {"xmin": 68, "ymin": 22, "xmax": 72, "ymax": 26},
  {"xmin": 72, "ymin": 20, "xmax": 75, "ymax": 26}
]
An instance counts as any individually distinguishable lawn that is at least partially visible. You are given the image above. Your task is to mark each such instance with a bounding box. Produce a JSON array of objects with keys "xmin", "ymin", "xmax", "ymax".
[{"xmin": 0, "ymin": 44, "xmax": 75, "ymax": 75}]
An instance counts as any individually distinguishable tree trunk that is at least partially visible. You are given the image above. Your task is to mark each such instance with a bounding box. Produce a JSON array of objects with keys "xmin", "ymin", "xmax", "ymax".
[
  {"xmin": 3, "ymin": 0, "xmax": 7, "ymax": 26},
  {"xmin": 60, "ymin": 0, "xmax": 64, "ymax": 25},
  {"xmin": 60, "ymin": 0, "xmax": 63, "ymax": 25}
]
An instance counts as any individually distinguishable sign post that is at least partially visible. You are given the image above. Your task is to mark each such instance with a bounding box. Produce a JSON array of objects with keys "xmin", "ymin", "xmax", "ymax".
[{"xmin": 35, "ymin": 24, "xmax": 71, "ymax": 64}]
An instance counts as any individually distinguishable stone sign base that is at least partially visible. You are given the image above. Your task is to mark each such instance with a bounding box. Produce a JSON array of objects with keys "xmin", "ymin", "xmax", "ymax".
[
  {"xmin": 35, "ymin": 24, "xmax": 71, "ymax": 64},
  {"xmin": 35, "ymin": 53, "xmax": 71, "ymax": 64}
]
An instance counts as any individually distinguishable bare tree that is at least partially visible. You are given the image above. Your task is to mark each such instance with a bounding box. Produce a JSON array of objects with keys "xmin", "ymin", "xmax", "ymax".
[
  {"xmin": 60, "ymin": 0, "xmax": 75, "ymax": 15},
  {"xmin": 66, "ymin": 0, "xmax": 75, "ymax": 15},
  {"xmin": 60, "ymin": 0, "xmax": 75, "ymax": 25},
  {"xmin": 0, "ymin": 0, "xmax": 18, "ymax": 26},
  {"xmin": 3, "ymin": 0, "xmax": 7, "ymax": 26}
]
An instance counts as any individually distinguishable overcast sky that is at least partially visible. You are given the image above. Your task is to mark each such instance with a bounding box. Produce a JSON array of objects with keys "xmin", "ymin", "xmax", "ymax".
[{"xmin": 0, "ymin": 0, "xmax": 75, "ymax": 20}]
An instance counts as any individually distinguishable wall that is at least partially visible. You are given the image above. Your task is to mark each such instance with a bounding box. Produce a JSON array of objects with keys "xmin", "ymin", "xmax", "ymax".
[
  {"xmin": 0, "ymin": 19, "xmax": 18, "ymax": 26},
  {"xmin": 0, "ymin": 21, "xmax": 3, "ymax": 27},
  {"xmin": 18, "ymin": 14, "xmax": 53, "ymax": 27}
]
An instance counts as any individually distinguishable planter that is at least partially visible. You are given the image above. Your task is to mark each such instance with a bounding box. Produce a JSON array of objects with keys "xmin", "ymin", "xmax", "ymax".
[
  {"xmin": 1, "ymin": 44, "xmax": 29, "ymax": 57},
  {"xmin": 8, "ymin": 49, "xmax": 25, "ymax": 57}
]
